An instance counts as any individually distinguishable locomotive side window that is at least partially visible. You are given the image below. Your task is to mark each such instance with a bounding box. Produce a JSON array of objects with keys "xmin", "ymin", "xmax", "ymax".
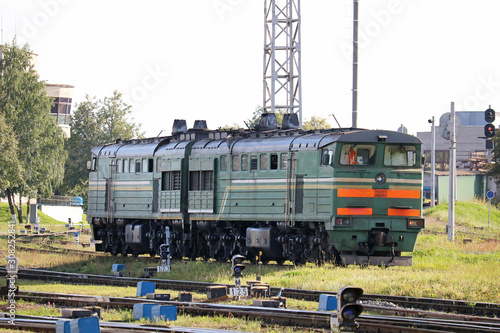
[
  {"xmin": 250, "ymin": 157, "xmax": 258, "ymax": 171},
  {"xmin": 232, "ymin": 155, "xmax": 240, "ymax": 171},
  {"xmin": 90, "ymin": 157, "xmax": 97, "ymax": 171},
  {"xmin": 148, "ymin": 158, "xmax": 154, "ymax": 172},
  {"xmin": 156, "ymin": 158, "xmax": 162, "ymax": 172},
  {"xmin": 270, "ymin": 153, "xmax": 278, "ymax": 170},
  {"xmin": 220, "ymin": 155, "xmax": 227, "ymax": 171},
  {"xmin": 280, "ymin": 153, "xmax": 288, "ymax": 170},
  {"xmin": 321, "ymin": 149, "xmax": 334, "ymax": 166},
  {"xmin": 203, "ymin": 171, "xmax": 214, "ymax": 190},
  {"xmin": 116, "ymin": 159, "xmax": 122, "ymax": 173},
  {"xmin": 384, "ymin": 145, "xmax": 417, "ymax": 167},
  {"xmin": 241, "ymin": 154, "xmax": 249, "ymax": 171},
  {"xmin": 340, "ymin": 144, "xmax": 376, "ymax": 165},
  {"xmin": 123, "ymin": 159, "xmax": 129, "ymax": 173},
  {"xmin": 135, "ymin": 160, "xmax": 141, "ymax": 173},
  {"xmin": 260, "ymin": 154, "xmax": 268, "ymax": 170},
  {"xmin": 162, "ymin": 171, "xmax": 181, "ymax": 190},
  {"xmin": 190, "ymin": 171, "xmax": 214, "ymax": 191},
  {"xmin": 130, "ymin": 159, "xmax": 135, "ymax": 173}
]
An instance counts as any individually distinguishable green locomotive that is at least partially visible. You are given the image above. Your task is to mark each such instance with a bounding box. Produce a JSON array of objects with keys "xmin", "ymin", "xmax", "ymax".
[{"xmin": 87, "ymin": 114, "xmax": 424, "ymax": 266}]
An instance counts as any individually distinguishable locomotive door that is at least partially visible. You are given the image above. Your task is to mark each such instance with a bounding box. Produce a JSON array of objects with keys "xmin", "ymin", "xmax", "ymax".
[
  {"xmin": 105, "ymin": 161, "xmax": 116, "ymax": 222},
  {"xmin": 285, "ymin": 153, "xmax": 297, "ymax": 225}
]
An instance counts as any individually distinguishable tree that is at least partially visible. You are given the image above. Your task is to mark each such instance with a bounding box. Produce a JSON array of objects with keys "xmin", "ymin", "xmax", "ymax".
[
  {"xmin": 303, "ymin": 115, "xmax": 331, "ymax": 130},
  {"xmin": 0, "ymin": 114, "xmax": 22, "ymax": 223},
  {"xmin": 246, "ymin": 106, "xmax": 286, "ymax": 129},
  {"xmin": 0, "ymin": 40, "xmax": 67, "ymax": 223},
  {"xmin": 487, "ymin": 134, "xmax": 500, "ymax": 180},
  {"xmin": 60, "ymin": 91, "xmax": 143, "ymax": 207}
]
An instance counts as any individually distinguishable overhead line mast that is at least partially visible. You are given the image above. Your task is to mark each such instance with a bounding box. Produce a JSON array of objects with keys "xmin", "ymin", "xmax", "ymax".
[{"xmin": 263, "ymin": 0, "xmax": 302, "ymax": 128}]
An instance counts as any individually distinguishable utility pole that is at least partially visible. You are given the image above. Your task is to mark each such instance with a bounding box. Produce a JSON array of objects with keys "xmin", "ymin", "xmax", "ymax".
[
  {"xmin": 352, "ymin": 0, "xmax": 359, "ymax": 128},
  {"xmin": 263, "ymin": 0, "xmax": 302, "ymax": 127},
  {"xmin": 448, "ymin": 102, "xmax": 456, "ymax": 242},
  {"xmin": 430, "ymin": 116, "xmax": 436, "ymax": 207}
]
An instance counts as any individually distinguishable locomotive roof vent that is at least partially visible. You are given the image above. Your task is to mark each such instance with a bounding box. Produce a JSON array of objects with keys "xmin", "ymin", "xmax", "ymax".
[
  {"xmin": 192, "ymin": 120, "xmax": 208, "ymax": 130},
  {"xmin": 282, "ymin": 113, "xmax": 300, "ymax": 130},
  {"xmin": 172, "ymin": 119, "xmax": 187, "ymax": 135},
  {"xmin": 378, "ymin": 135, "xmax": 387, "ymax": 142},
  {"xmin": 256, "ymin": 112, "xmax": 278, "ymax": 131}
]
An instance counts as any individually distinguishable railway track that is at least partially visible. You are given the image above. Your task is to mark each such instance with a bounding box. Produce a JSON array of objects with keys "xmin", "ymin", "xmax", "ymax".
[
  {"xmin": 6, "ymin": 291, "xmax": 500, "ymax": 332},
  {"xmin": 0, "ymin": 316, "xmax": 248, "ymax": 333},
  {"xmin": 3, "ymin": 267, "xmax": 499, "ymax": 318}
]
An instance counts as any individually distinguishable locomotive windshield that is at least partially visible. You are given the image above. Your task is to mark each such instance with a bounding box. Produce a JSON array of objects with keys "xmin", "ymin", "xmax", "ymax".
[
  {"xmin": 384, "ymin": 145, "xmax": 417, "ymax": 167},
  {"xmin": 339, "ymin": 144, "xmax": 376, "ymax": 165}
]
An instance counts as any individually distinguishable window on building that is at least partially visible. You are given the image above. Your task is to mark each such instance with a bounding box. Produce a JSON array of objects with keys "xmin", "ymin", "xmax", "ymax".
[{"xmin": 50, "ymin": 97, "xmax": 73, "ymax": 125}]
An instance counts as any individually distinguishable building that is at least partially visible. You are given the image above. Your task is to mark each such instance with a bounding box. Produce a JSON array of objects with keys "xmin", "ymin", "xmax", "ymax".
[
  {"xmin": 416, "ymin": 111, "xmax": 494, "ymax": 202},
  {"xmin": 46, "ymin": 83, "xmax": 74, "ymax": 138},
  {"xmin": 0, "ymin": 45, "xmax": 74, "ymax": 138}
]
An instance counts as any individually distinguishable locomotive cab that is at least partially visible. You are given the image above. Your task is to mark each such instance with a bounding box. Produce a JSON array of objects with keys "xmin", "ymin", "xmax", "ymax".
[{"xmin": 325, "ymin": 131, "xmax": 424, "ymax": 266}]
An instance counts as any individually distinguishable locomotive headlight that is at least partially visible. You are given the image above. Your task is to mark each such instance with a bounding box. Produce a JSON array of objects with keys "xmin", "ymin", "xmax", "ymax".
[
  {"xmin": 335, "ymin": 217, "xmax": 351, "ymax": 226},
  {"xmin": 375, "ymin": 173, "xmax": 386, "ymax": 184},
  {"xmin": 408, "ymin": 219, "xmax": 425, "ymax": 228}
]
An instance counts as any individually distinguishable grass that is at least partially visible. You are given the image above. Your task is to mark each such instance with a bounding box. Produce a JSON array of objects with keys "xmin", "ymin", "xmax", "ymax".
[{"xmin": 0, "ymin": 199, "xmax": 499, "ymax": 332}]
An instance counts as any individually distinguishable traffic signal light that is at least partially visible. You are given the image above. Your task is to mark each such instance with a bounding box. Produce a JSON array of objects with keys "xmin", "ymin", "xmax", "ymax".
[
  {"xmin": 231, "ymin": 254, "xmax": 246, "ymax": 278},
  {"xmin": 485, "ymin": 123, "xmax": 495, "ymax": 138},
  {"xmin": 485, "ymin": 108, "xmax": 495, "ymax": 123},
  {"xmin": 336, "ymin": 286, "xmax": 363, "ymax": 331}
]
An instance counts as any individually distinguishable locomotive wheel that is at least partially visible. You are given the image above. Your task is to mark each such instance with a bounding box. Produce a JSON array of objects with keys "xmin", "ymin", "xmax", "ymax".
[
  {"xmin": 293, "ymin": 259, "xmax": 306, "ymax": 266},
  {"xmin": 276, "ymin": 260, "xmax": 285, "ymax": 266},
  {"xmin": 111, "ymin": 244, "xmax": 119, "ymax": 257}
]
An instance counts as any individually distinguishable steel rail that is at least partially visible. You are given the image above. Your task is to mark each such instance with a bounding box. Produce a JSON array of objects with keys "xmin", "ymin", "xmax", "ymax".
[
  {"xmin": 10, "ymin": 291, "xmax": 500, "ymax": 332},
  {"xmin": 4, "ymin": 267, "xmax": 500, "ymax": 318},
  {"xmin": 0, "ymin": 316, "xmax": 250, "ymax": 333}
]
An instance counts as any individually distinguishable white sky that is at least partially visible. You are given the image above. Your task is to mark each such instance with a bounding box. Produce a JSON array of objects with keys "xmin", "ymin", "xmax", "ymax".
[{"xmin": 2, "ymin": 0, "xmax": 500, "ymax": 137}]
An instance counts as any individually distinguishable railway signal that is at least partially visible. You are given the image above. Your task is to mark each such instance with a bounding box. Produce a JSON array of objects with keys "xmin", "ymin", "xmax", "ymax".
[
  {"xmin": 484, "ymin": 108, "xmax": 495, "ymax": 138},
  {"xmin": 231, "ymin": 254, "xmax": 246, "ymax": 278},
  {"xmin": 331, "ymin": 286, "xmax": 363, "ymax": 331},
  {"xmin": 157, "ymin": 227, "xmax": 171, "ymax": 273},
  {"xmin": 230, "ymin": 255, "xmax": 248, "ymax": 298}
]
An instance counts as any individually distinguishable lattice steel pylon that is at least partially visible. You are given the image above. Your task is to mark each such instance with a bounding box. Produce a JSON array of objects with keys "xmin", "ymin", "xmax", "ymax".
[{"xmin": 263, "ymin": 0, "xmax": 302, "ymax": 127}]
